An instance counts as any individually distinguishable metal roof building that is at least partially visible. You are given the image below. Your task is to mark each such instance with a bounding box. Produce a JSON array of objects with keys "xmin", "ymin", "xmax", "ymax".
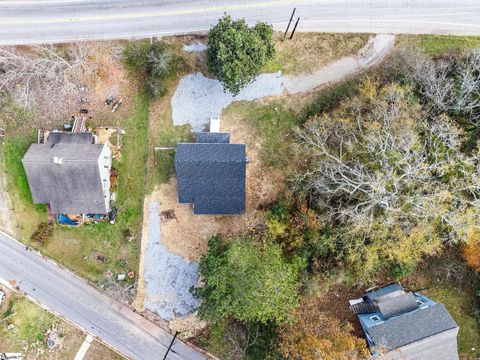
[{"xmin": 174, "ymin": 132, "xmax": 246, "ymax": 215}]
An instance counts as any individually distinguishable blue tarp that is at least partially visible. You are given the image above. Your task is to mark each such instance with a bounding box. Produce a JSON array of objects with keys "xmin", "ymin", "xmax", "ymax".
[{"xmin": 57, "ymin": 214, "xmax": 79, "ymax": 226}]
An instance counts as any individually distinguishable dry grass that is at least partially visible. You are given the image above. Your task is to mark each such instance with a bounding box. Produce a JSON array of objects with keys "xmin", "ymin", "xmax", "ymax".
[
  {"xmin": 265, "ymin": 32, "xmax": 370, "ymax": 75},
  {"xmin": 84, "ymin": 339, "xmax": 125, "ymax": 360}
]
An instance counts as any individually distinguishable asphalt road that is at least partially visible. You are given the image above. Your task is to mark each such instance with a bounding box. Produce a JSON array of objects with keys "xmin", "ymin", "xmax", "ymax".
[
  {"xmin": 0, "ymin": 0, "xmax": 480, "ymax": 45},
  {"xmin": 0, "ymin": 230, "xmax": 206, "ymax": 360}
]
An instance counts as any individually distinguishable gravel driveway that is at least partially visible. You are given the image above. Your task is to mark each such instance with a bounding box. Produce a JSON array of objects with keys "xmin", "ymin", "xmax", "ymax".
[
  {"xmin": 143, "ymin": 201, "xmax": 199, "ymax": 321},
  {"xmin": 171, "ymin": 34, "xmax": 395, "ymax": 131},
  {"xmin": 171, "ymin": 71, "xmax": 283, "ymax": 131}
]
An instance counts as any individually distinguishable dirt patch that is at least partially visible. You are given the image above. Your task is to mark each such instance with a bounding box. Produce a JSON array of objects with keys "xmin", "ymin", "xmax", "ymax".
[
  {"xmin": 0, "ymin": 164, "xmax": 14, "ymax": 234},
  {"xmin": 96, "ymin": 127, "xmax": 121, "ymax": 160}
]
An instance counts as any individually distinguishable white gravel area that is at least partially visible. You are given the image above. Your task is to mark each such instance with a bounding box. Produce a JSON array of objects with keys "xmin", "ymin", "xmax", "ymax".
[
  {"xmin": 171, "ymin": 35, "xmax": 395, "ymax": 131},
  {"xmin": 183, "ymin": 42, "xmax": 207, "ymax": 53},
  {"xmin": 143, "ymin": 201, "xmax": 199, "ymax": 321},
  {"xmin": 171, "ymin": 71, "xmax": 283, "ymax": 131}
]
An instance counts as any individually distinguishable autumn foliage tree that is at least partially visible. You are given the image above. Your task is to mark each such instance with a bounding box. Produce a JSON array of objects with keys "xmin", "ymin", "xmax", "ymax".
[
  {"xmin": 462, "ymin": 229, "xmax": 480, "ymax": 272},
  {"xmin": 278, "ymin": 296, "xmax": 369, "ymax": 360},
  {"xmin": 294, "ymin": 80, "xmax": 480, "ymax": 277}
]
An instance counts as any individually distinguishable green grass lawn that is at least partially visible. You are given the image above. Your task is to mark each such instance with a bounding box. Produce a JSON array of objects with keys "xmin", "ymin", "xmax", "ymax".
[
  {"xmin": 423, "ymin": 284, "xmax": 480, "ymax": 359},
  {"xmin": 400, "ymin": 34, "xmax": 480, "ymax": 55},
  {"xmin": 0, "ymin": 293, "xmax": 84, "ymax": 358},
  {"xmin": 2, "ymin": 94, "xmax": 149, "ymax": 283}
]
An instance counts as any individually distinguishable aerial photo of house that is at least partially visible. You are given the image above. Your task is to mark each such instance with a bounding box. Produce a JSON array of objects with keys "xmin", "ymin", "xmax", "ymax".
[{"xmin": 1, "ymin": 2, "xmax": 480, "ymax": 360}]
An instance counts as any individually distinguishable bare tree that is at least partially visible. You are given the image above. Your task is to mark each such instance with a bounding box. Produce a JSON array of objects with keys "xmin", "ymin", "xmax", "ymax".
[
  {"xmin": 295, "ymin": 83, "xmax": 480, "ymax": 243},
  {"xmin": 394, "ymin": 47, "xmax": 480, "ymax": 125},
  {"xmin": 0, "ymin": 43, "xmax": 97, "ymax": 130}
]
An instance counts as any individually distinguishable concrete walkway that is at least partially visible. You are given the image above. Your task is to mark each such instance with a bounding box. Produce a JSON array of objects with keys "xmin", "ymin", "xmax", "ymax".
[{"xmin": 73, "ymin": 334, "xmax": 94, "ymax": 360}]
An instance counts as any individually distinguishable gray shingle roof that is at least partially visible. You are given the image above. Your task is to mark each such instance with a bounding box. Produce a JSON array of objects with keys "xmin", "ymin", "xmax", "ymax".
[
  {"xmin": 47, "ymin": 132, "xmax": 93, "ymax": 145},
  {"xmin": 367, "ymin": 303, "xmax": 458, "ymax": 351},
  {"xmin": 195, "ymin": 132, "xmax": 230, "ymax": 144},
  {"xmin": 22, "ymin": 133, "xmax": 108, "ymax": 214},
  {"xmin": 366, "ymin": 283, "xmax": 403, "ymax": 302},
  {"xmin": 377, "ymin": 292, "xmax": 418, "ymax": 320},
  {"xmin": 175, "ymin": 142, "xmax": 246, "ymax": 214}
]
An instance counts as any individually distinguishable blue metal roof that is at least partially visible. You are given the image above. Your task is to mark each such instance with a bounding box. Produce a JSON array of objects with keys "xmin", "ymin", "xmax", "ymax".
[{"xmin": 174, "ymin": 141, "xmax": 246, "ymax": 215}]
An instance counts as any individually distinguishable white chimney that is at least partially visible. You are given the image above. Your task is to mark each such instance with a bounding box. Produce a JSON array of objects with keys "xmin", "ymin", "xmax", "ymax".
[{"xmin": 53, "ymin": 157, "xmax": 63, "ymax": 164}]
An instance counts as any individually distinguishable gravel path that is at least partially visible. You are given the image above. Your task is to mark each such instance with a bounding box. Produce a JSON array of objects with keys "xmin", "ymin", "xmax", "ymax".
[
  {"xmin": 283, "ymin": 34, "xmax": 396, "ymax": 93},
  {"xmin": 143, "ymin": 201, "xmax": 199, "ymax": 321},
  {"xmin": 171, "ymin": 34, "xmax": 395, "ymax": 130},
  {"xmin": 183, "ymin": 42, "xmax": 207, "ymax": 53}
]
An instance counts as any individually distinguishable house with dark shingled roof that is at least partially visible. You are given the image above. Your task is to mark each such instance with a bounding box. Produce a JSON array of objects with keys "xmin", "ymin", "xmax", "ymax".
[
  {"xmin": 350, "ymin": 283, "xmax": 459, "ymax": 360},
  {"xmin": 174, "ymin": 132, "xmax": 246, "ymax": 215}
]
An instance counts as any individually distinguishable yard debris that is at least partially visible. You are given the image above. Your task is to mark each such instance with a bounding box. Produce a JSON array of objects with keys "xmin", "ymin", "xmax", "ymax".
[
  {"xmin": 111, "ymin": 98, "xmax": 123, "ymax": 112},
  {"xmin": 128, "ymin": 271, "xmax": 135, "ymax": 279},
  {"xmin": 105, "ymin": 95, "xmax": 115, "ymax": 105},
  {"xmin": 160, "ymin": 209, "xmax": 177, "ymax": 222},
  {"xmin": 45, "ymin": 324, "xmax": 61, "ymax": 349},
  {"xmin": 89, "ymin": 251, "xmax": 107, "ymax": 264},
  {"xmin": 7, "ymin": 323, "xmax": 15, "ymax": 330},
  {"xmin": 106, "ymin": 270, "xmax": 113, "ymax": 278}
]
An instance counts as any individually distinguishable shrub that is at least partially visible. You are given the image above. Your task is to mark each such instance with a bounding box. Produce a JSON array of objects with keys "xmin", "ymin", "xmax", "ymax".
[
  {"xmin": 123, "ymin": 41, "xmax": 176, "ymax": 98},
  {"xmin": 207, "ymin": 15, "xmax": 275, "ymax": 95},
  {"xmin": 31, "ymin": 222, "xmax": 53, "ymax": 244}
]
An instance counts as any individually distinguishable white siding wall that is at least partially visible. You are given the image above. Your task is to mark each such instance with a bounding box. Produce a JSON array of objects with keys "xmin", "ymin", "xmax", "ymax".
[{"xmin": 97, "ymin": 144, "xmax": 112, "ymax": 212}]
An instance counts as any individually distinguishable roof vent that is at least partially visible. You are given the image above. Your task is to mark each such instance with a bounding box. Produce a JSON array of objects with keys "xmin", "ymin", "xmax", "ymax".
[{"xmin": 53, "ymin": 156, "xmax": 63, "ymax": 164}]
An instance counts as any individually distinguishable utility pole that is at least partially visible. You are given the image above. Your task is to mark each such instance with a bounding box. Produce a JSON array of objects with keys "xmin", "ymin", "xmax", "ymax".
[
  {"xmin": 162, "ymin": 331, "xmax": 179, "ymax": 360},
  {"xmin": 290, "ymin": 17, "xmax": 300, "ymax": 40},
  {"xmin": 284, "ymin": 8, "xmax": 296, "ymax": 40}
]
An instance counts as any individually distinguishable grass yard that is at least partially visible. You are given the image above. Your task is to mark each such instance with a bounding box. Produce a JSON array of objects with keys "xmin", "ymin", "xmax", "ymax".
[
  {"xmin": 0, "ymin": 291, "xmax": 83, "ymax": 359},
  {"xmin": 2, "ymin": 94, "xmax": 149, "ymax": 283},
  {"xmin": 400, "ymin": 34, "xmax": 480, "ymax": 55},
  {"xmin": 264, "ymin": 32, "xmax": 370, "ymax": 74}
]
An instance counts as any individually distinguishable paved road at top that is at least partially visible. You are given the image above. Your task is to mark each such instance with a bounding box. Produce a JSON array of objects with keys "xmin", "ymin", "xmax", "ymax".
[
  {"xmin": 0, "ymin": 0, "xmax": 480, "ymax": 45},
  {"xmin": 0, "ymin": 230, "xmax": 206, "ymax": 360}
]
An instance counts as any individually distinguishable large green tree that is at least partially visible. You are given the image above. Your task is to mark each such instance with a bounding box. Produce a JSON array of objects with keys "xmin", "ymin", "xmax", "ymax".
[
  {"xmin": 207, "ymin": 15, "xmax": 275, "ymax": 95},
  {"xmin": 196, "ymin": 236, "xmax": 302, "ymax": 324}
]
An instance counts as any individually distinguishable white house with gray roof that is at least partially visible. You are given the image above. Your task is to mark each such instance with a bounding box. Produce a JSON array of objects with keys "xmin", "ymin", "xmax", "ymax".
[
  {"xmin": 22, "ymin": 132, "xmax": 112, "ymax": 215},
  {"xmin": 350, "ymin": 283, "xmax": 459, "ymax": 360}
]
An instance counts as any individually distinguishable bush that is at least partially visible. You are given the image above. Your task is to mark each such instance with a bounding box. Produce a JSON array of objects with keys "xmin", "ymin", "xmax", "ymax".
[
  {"xmin": 30, "ymin": 222, "xmax": 53, "ymax": 244},
  {"xmin": 123, "ymin": 41, "xmax": 176, "ymax": 98},
  {"xmin": 207, "ymin": 15, "xmax": 275, "ymax": 95}
]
